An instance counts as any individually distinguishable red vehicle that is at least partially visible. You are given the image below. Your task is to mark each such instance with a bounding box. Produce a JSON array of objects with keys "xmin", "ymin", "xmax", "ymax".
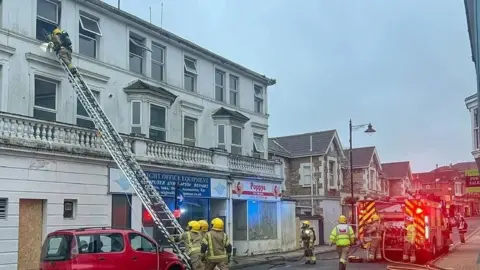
[{"xmin": 39, "ymin": 227, "xmax": 185, "ymax": 270}]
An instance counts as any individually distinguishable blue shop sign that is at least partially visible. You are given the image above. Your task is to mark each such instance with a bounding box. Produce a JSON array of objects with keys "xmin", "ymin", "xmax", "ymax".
[{"xmin": 145, "ymin": 171, "xmax": 211, "ymax": 198}]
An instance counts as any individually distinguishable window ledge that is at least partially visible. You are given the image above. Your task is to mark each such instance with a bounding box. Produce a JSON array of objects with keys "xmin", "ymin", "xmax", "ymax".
[
  {"xmin": 25, "ymin": 52, "xmax": 61, "ymax": 71},
  {"xmin": 76, "ymin": 67, "xmax": 110, "ymax": 83},
  {"xmin": 0, "ymin": 44, "xmax": 15, "ymax": 57},
  {"xmin": 180, "ymin": 100, "xmax": 204, "ymax": 115}
]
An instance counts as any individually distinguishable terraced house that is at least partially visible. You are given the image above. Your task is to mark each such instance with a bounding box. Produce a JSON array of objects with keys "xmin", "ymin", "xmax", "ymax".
[
  {"xmin": 268, "ymin": 130, "xmax": 345, "ymax": 245},
  {"xmin": 0, "ymin": 0, "xmax": 290, "ymax": 268}
]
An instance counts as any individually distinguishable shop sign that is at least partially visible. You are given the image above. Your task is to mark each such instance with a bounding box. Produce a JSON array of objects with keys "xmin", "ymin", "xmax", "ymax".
[
  {"xmin": 232, "ymin": 180, "xmax": 281, "ymax": 201},
  {"xmin": 210, "ymin": 178, "xmax": 228, "ymax": 198},
  {"xmin": 466, "ymin": 174, "xmax": 480, "ymax": 193},
  {"xmin": 109, "ymin": 168, "xmax": 211, "ymax": 197}
]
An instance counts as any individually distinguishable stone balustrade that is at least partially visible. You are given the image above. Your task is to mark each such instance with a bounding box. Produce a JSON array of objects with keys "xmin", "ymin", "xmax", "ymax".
[{"xmin": 0, "ymin": 112, "xmax": 281, "ymax": 178}]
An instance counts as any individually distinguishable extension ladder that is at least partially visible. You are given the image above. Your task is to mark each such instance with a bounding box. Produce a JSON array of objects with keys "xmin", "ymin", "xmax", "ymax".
[{"xmin": 57, "ymin": 60, "xmax": 191, "ymax": 269}]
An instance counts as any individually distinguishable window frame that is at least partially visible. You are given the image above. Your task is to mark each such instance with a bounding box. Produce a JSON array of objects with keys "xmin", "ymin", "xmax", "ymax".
[
  {"xmin": 0, "ymin": 198, "xmax": 7, "ymax": 220},
  {"xmin": 37, "ymin": 0, "xmax": 59, "ymax": 25},
  {"xmin": 328, "ymin": 160, "xmax": 335, "ymax": 187},
  {"xmin": 79, "ymin": 14, "xmax": 103, "ymax": 36},
  {"xmin": 128, "ymin": 233, "xmax": 157, "ymax": 253},
  {"xmin": 301, "ymin": 164, "xmax": 312, "ymax": 187},
  {"xmin": 217, "ymin": 124, "xmax": 225, "ymax": 149},
  {"xmin": 231, "ymin": 125, "xmax": 242, "ymax": 155},
  {"xmin": 148, "ymin": 103, "xmax": 167, "ymax": 141},
  {"xmin": 229, "ymin": 75, "xmax": 239, "ymax": 106},
  {"xmin": 183, "ymin": 116, "xmax": 197, "ymax": 146},
  {"xmin": 34, "ymin": 76, "xmax": 58, "ymax": 121},
  {"xmin": 253, "ymin": 133, "xmax": 265, "ymax": 153},
  {"xmin": 76, "ymin": 90, "xmax": 100, "ymax": 128},
  {"xmin": 184, "ymin": 57, "xmax": 197, "ymax": 92},
  {"xmin": 254, "ymin": 84, "xmax": 264, "ymax": 114},
  {"xmin": 151, "ymin": 43, "xmax": 165, "ymax": 82},
  {"xmin": 215, "ymin": 69, "xmax": 226, "ymax": 102},
  {"xmin": 129, "ymin": 34, "xmax": 151, "ymax": 74},
  {"xmin": 130, "ymin": 100, "xmax": 142, "ymax": 134},
  {"xmin": 63, "ymin": 199, "xmax": 76, "ymax": 219}
]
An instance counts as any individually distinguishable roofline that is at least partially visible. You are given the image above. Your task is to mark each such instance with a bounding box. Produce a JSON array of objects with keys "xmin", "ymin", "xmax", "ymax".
[
  {"xmin": 270, "ymin": 140, "xmax": 292, "ymax": 157},
  {"xmin": 78, "ymin": 0, "xmax": 276, "ymax": 86},
  {"xmin": 270, "ymin": 129, "xmax": 337, "ymax": 140},
  {"xmin": 328, "ymin": 130, "xmax": 346, "ymax": 159},
  {"xmin": 464, "ymin": 0, "xmax": 476, "ymax": 63}
]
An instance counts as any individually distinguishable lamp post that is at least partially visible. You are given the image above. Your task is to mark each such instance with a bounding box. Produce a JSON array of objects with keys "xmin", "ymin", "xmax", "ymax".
[{"xmin": 349, "ymin": 119, "xmax": 376, "ymax": 230}]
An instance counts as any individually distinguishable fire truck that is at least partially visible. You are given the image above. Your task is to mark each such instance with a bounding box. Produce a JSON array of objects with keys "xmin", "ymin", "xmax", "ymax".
[{"xmin": 356, "ymin": 192, "xmax": 452, "ymax": 261}]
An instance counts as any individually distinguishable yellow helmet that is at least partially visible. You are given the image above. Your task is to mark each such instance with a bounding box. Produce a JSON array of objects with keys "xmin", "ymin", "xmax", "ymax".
[
  {"xmin": 187, "ymin": 220, "xmax": 197, "ymax": 231},
  {"xmin": 302, "ymin": 221, "xmax": 310, "ymax": 228},
  {"xmin": 372, "ymin": 214, "xmax": 380, "ymax": 222},
  {"xmin": 52, "ymin": 28, "xmax": 62, "ymax": 35},
  {"xmin": 198, "ymin": 220, "xmax": 209, "ymax": 232},
  {"xmin": 211, "ymin": 218, "xmax": 224, "ymax": 231},
  {"xmin": 190, "ymin": 221, "xmax": 201, "ymax": 232},
  {"xmin": 338, "ymin": 215, "xmax": 348, "ymax": 224}
]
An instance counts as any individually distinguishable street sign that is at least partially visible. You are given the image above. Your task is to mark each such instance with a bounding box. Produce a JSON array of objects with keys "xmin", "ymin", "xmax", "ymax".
[{"xmin": 177, "ymin": 189, "xmax": 184, "ymax": 207}]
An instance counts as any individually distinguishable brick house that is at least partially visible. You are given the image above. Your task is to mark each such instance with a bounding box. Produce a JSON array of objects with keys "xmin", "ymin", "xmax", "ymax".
[
  {"xmin": 268, "ymin": 129, "xmax": 346, "ymax": 244},
  {"xmin": 341, "ymin": 146, "xmax": 387, "ymax": 207},
  {"xmin": 382, "ymin": 161, "xmax": 412, "ymax": 197}
]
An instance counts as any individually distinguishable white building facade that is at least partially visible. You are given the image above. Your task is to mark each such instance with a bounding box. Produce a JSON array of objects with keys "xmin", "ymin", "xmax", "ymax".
[
  {"xmin": 465, "ymin": 94, "xmax": 480, "ymax": 162},
  {"xmin": 0, "ymin": 0, "xmax": 289, "ymax": 268}
]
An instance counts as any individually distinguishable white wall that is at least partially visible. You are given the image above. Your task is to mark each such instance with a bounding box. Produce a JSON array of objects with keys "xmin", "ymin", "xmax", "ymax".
[
  {"xmin": 0, "ymin": 152, "xmax": 109, "ymax": 269},
  {"xmin": 280, "ymin": 200, "xmax": 296, "ymax": 252},
  {"xmin": 0, "ymin": 0, "xmax": 271, "ymax": 157},
  {"xmin": 319, "ymin": 199, "xmax": 341, "ymax": 245}
]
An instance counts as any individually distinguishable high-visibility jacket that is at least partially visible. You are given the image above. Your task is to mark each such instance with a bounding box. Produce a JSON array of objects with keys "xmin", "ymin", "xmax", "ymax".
[
  {"xmin": 181, "ymin": 231, "xmax": 202, "ymax": 255},
  {"xmin": 405, "ymin": 224, "xmax": 416, "ymax": 244},
  {"xmin": 201, "ymin": 230, "xmax": 232, "ymax": 262},
  {"xmin": 329, "ymin": 224, "xmax": 355, "ymax": 247}
]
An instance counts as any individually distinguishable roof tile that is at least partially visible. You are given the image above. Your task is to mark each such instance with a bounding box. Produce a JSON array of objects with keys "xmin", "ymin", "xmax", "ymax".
[
  {"xmin": 269, "ymin": 130, "xmax": 336, "ymax": 157},
  {"xmin": 382, "ymin": 161, "xmax": 411, "ymax": 178},
  {"xmin": 343, "ymin": 146, "xmax": 375, "ymax": 168}
]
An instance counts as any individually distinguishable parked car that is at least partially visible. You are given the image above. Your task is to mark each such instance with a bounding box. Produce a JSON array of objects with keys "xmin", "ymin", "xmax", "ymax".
[{"xmin": 39, "ymin": 227, "xmax": 185, "ymax": 270}]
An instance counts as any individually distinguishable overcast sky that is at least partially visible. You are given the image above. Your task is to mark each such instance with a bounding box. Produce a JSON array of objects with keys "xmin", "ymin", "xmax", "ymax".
[{"xmin": 104, "ymin": 0, "xmax": 477, "ymax": 172}]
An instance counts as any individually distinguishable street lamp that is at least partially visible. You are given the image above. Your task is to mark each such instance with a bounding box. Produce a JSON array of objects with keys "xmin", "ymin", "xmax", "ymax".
[{"xmin": 349, "ymin": 119, "xmax": 376, "ymax": 230}]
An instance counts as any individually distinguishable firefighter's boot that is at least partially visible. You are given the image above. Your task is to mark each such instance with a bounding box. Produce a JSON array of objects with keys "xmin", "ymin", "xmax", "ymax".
[{"xmin": 338, "ymin": 262, "xmax": 346, "ymax": 270}]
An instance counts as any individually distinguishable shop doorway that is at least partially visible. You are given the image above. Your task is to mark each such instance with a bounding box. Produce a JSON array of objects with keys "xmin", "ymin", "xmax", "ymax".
[
  {"xmin": 210, "ymin": 199, "xmax": 227, "ymax": 232},
  {"xmin": 18, "ymin": 199, "xmax": 45, "ymax": 270}
]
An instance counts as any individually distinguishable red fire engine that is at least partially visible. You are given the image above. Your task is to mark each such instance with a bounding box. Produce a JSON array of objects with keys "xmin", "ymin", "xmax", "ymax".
[{"xmin": 356, "ymin": 191, "xmax": 452, "ymax": 261}]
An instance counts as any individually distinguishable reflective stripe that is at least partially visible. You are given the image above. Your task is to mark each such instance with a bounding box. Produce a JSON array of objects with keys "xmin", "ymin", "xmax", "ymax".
[
  {"xmin": 404, "ymin": 199, "xmax": 425, "ymax": 246},
  {"xmin": 358, "ymin": 201, "xmax": 376, "ymax": 241},
  {"xmin": 206, "ymin": 232, "xmax": 228, "ymax": 261}
]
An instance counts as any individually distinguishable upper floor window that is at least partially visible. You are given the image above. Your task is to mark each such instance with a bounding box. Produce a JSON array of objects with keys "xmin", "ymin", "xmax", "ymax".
[
  {"xmin": 129, "ymin": 34, "xmax": 150, "ymax": 74},
  {"xmin": 130, "ymin": 101, "xmax": 142, "ymax": 134},
  {"xmin": 151, "ymin": 43, "xmax": 165, "ymax": 82},
  {"xmin": 149, "ymin": 104, "xmax": 166, "ymax": 141},
  {"xmin": 184, "ymin": 57, "xmax": 197, "ymax": 92},
  {"xmin": 231, "ymin": 126, "xmax": 242, "ymax": 155},
  {"xmin": 217, "ymin": 125, "xmax": 225, "ymax": 149},
  {"xmin": 78, "ymin": 14, "xmax": 102, "ymax": 59},
  {"xmin": 252, "ymin": 134, "xmax": 265, "ymax": 158},
  {"xmin": 34, "ymin": 76, "xmax": 57, "ymax": 121},
  {"xmin": 183, "ymin": 117, "xmax": 197, "ymax": 146},
  {"xmin": 254, "ymin": 85, "xmax": 264, "ymax": 113},
  {"xmin": 475, "ymin": 108, "xmax": 478, "ymax": 128},
  {"xmin": 77, "ymin": 91, "xmax": 100, "ymax": 129},
  {"xmin": 229, "ymin": 75, "xmax": 239, "ymax": 106},
  {"xmin": 36, "ymin": 0, "xmax": 61, "ymax": 41},
  {"xmin": 329, "ymin": 161, "xmax": 335, "ymax": 186},
  {"xmin": 215, "ymin": 69, "xmax": 225, "ymax": 102},
  {"xmin": 300, "ymin": 165, "xmax": 312, "ymax": 187}
]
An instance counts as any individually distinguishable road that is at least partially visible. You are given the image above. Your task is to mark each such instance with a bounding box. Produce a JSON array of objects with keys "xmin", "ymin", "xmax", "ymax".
[{"xmin": 238, "ymin": 217, "xmax": 480, "ymax": 270}]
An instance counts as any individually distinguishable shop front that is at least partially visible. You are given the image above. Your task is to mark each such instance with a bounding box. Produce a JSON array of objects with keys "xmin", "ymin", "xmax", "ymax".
[
  {"xmin": 108, "ymin": 168, "xmax": 228, "ymax": 245},
  {"xmin": 231, "ymin": 179, "xmax": 283, "ymax": 256}
]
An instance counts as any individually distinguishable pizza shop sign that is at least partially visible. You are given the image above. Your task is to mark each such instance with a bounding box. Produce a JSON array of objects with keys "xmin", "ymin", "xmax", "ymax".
[{"xmin": 232, "ymin": 180, "xmax": 281, "ymax": 201}]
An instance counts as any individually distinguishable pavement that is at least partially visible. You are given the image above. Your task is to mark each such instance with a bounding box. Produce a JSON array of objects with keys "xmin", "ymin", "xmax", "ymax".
[{"xmin": 230, "ymin": 216, "xmax": 480, "ymax": 270}]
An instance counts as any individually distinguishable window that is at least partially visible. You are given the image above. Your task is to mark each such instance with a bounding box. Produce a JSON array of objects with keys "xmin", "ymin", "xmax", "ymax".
[
  {"xmin": 369, "ymin": 169, "xmax": 376, "ymax": 190},
  {"xmin": 34, "ymin": 76, "xmax": 57, "ymax": 121},
  {"xmin": 131, "ymin": 101, "xmax": 142, "ymax": 134},
  {"xmin": 254, "ymin": 85, "xmax": 264, "ymax": 113},
  {"xmin": 149, "ymin": 104, "xmax": 166, "ymax": 141},
  {"xmin": 79, "ymin": 15, "xmax": 102, "ymax": 58},
  {"xmin": 184, "ymin": 57, "xmax": 197, "ymax": 92},
  {"xmin": 455, "ymin": 183, "xmax": 462, "ymax": 195},
  {"xmin": 252, "ymin": 134, "xmax": 265, "ymax": 158},
  {"xmin": 151, "ymin": 43, "xmax": 165, "ymax": 82},
  {"xmin": 215, "ymin": 69, "xmax": 225, "ymax": 102},
  {"xmin": 247, "ymin": 201, "xmax": 277, "ymax": 240},
  {"xmin": 76, "ymin": 233, "xmax": 124, "ymax": 253},
  {"xmin": 36, "ymin": 0, "xmax": 60, "ymax": 41},
  {"xmin": 63, "ymin": 200, "xmax": 76, "ymax": 219},
  {"xmin": 0, "ymin": 198, "xmax": 7, "ymax": 220},
  {"xmin": 217, "ymin": 125, "xmax": 225, "ymax": 149},
  {"xmin": 77, "ymin": 91, "xmax": 100, "ymax": 129},
  {"xmin": 301, "ymin": 165, "xmax": 312, "ymax": 186},
  {"xmin": 129, "ymin": 34, "xmax": 150, "ymax": 74},
  {"xmin": 231, "ymin": 126, "xmax": 242, "ymax": 155},
  {"xmin": 475, "ymin": 109, "xmax": 479, "ymax": 149},
  {"xmin": 329, "ymin": 161, "xmax": 335, "ymax": 186},
  {"xmin": 41, "ymin": 234, "xmax": 73, "ymax": 261},
  {"xmin": 183, "ymin": 117, "xmax": 196, "ymax": 146},
  {"xmin": 129, "ymin": 233, "xmax": 156, "ymax": 252},
  {"xmin": 112, "ymin": 194, "xmax": 132, "ymax": 228},
  {"xmin": 229, "ymin": 75, "xmax": 239, "ymax": 106}
]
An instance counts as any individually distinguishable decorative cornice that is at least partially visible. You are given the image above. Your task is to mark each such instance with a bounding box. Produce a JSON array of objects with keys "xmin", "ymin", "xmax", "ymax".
[
  {"xmin": 25, "ymin": 53, "xmax": 62, "ymax": 70},
  {"xmin": 180, "ymin": 100, "xmax": 204, "ymax": 114},
  {"xmin": 0, "ymin": 44, "xmax": 15, "ymax": 57},
  {"xmin": 77, "ymin": 67, "xmax": 110, "ymax": 83},
  {"xmin": 251, "ymin": 121, "xmax": 268, "ymax": 130}
]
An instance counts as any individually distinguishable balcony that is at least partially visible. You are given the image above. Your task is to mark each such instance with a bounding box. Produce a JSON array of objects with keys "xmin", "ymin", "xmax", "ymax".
[{"xmin": 0, "ymin": 112, "xmax": 282, "ymax": 179}]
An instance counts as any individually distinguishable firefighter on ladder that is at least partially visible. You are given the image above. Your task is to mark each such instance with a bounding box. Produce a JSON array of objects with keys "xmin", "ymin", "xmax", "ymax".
[
  {"xmin": 403, "ymin": 216, "xmax": 416, "ymax": 263},
  {"xmin": 365, "ymin": 214, "xmax": 382, "ymax": 262},
  {"xmin": 170, "ymin": 220, "xmax": 205, "ymax": 270},
  {"xmin": 300, "ymin": 221, "xmax": 316, "ymax": 264},
  {"xmin": 329, "ymin": 215, "xmax": 355, "ymax": 270}
]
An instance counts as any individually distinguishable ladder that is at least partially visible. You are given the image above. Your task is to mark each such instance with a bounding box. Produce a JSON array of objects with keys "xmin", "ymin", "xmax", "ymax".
[{"xmin": 58, "ymin": 59, "xmax": 192, "ymax": 269}]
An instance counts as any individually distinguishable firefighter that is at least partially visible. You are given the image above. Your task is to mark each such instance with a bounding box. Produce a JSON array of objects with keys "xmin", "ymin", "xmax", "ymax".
[
  {"xmin": 403, "ymin": 216, "xmax": 416, "ymax": 263},
  {"xmin": 329, "ymin": 215, "xmax": 355, "ymax": 270},
  {"xmin": 300, "ymin": 221, "xmax": 316, "ymax": 264},
  {"xmin": 458, "ymin": 216, "xmax": 468, "ymax": 243},
  {"xmin": 46, "ymin": 27, "xmax": 76, "ymax": 74},
  {"xmin": 366, "ymin": 214, "xmax": 382, "ymax": 262},
  {"xmin": 201, "ymin": 218, "xmax": 232, "ymax": 270},
  {"xmin": 362, "ymin": 218, "xmax": 373, "ymax": 250},
  {"xmin": 169, "ymin": 220, "xmax": 204, "ymax": 270},
  {"xmin": 199, "ymin": 219, "xmax": 209, "ymax": 237}
]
